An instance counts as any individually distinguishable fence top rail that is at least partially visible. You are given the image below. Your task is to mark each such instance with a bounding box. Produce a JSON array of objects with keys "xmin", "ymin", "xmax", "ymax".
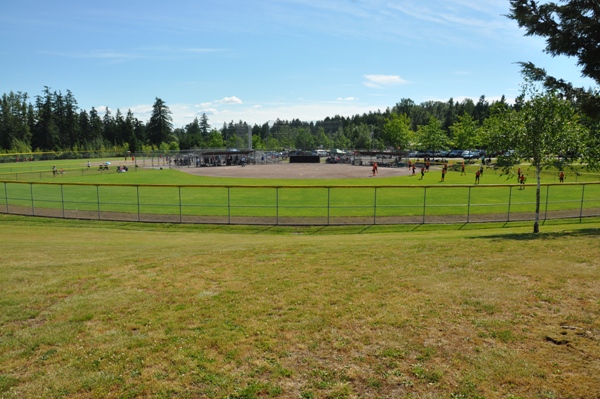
[{"xmin": 1, "ymin": 180, "xmax": 599, "ymax": 189}]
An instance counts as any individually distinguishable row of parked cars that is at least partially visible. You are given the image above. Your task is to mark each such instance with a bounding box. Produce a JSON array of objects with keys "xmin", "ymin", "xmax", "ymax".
[{"xmin": 408, "ymin": 149, "xmax": 486, "ymax": 159}]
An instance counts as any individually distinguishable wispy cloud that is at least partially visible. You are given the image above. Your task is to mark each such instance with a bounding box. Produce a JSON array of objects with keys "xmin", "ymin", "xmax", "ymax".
[
  {"xmin": 40, "ymin": 49, "xmax": 141, "ymax": 63},
  {"xmin": 363, "ymin": 74, "xmax": 409, "ymax": 88},
  {"xmin": 40, "ymin": 46, "xmax": 226, "ymax": 63},
  {"xmin": 269, "ymin": 0, "xmax": 518, "ymax": 47},
  {"xmin": 184, "ymin": 48, "xmax": 226, "ymax": 54},
  {"xmin": 337, "ymin": 97, "xmax": 358, "ymax": 101}
]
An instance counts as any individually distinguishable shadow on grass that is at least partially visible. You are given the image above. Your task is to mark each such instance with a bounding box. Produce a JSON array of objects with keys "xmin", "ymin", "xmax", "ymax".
[
  {"xmin": 472, "ymin": 227, "xmax": 600, "ymax": 241},
  {"xmin": 2, "ymin": 213, "xmax": 599, "ymax": 237}
]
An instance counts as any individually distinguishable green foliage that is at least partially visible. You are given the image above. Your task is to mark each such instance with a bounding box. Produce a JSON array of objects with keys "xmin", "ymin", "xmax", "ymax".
[
  {"xmin": 488, "ymin": 84, "xmax": 587, "ymax": 171},
  {"xmin": 509, "ymin": 0, "xmax": 600, "ymax": 85},
  {"xmin": 382, "ymin": 113, "xmax": 412, "ymax": 150},
  {"xmin": 206, "ymin": 130, "xmax": 224, "ymax": 148},
  {"xmin": 487, "ymin": 83, "xmax": 587, "ymax": 232},
  {"xmin": 450, "ymin": 113, "xmax": 482, "ymax": 150},
  {"xmin": 1, "ymin": 84, "xmax": 594, "ymax": 164},
  {"xmin": 508, "ymin": 1, "xmax": 600, "ymax": 122},
  {"xmin": 295, "ymin": 128, "xmax": 316, "ymax": 149},
  {"xmin": 147, "ymin": 98, "xmax": 173, "ymax": 147},
  {"xmin": 416, "ymin": 116, "xmax": 449, "ymax": 151}
]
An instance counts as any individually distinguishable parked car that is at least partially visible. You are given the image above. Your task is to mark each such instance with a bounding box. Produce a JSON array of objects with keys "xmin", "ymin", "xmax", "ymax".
[
  {"xmin": 462, "ymin": 150, "xmax": 478, "ymax": 159},
  {"xmin": 448, "ymin": 149, "xmax": 464, "ymax": 158}
]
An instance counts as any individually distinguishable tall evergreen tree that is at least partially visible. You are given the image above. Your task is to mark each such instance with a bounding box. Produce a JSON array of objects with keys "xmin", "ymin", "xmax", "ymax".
[
  {"xmin": 103, "ymin": 108, "xmax": 115, "ymax": 146},
  {"xmin": 508, "ymin": 0, "xmax": 600, "ymax": 119},
  {"xmin": 199, "ymin": 113, "xmax": 210, "ymax": 138},
  {"xmin": 147, "ymin": 98, "xmax": 173, "ymax": 147},
  {"xmin": 62, "ymin": 90, "xmax": 80, "ymax": 149},
  {"xmin": 123, "ymin": 110, "xmax": 139, "ymax": 152},
  {"xmin": 0, "ymin": 91, "xmax": 31, "ymax": 151},
  {"xmin": 31, "ymin": 86, "xmax": 58, "ymax": 151},
  {"xmin": 78, "ymin": 110, "xmax": 91, "ymax": 148},
  {"xmin": 88, "ymin": 107, "xmax": 104, "ymax": 149}
]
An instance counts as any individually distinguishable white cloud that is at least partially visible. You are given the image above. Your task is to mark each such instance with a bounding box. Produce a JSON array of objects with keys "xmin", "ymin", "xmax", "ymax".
[
  {"xmin": 163, "ymin": 100, "xmax": 388, "ymax": 129},
  {"xmin": 218, "ymin": 96, "xmax": 243, "ymax": 104},
  {"xmin": 337, "ymin": 97, "xmax": 358, "ymax": 101},
  {"xmin": 363, "ymin": 74, "xmax": 409, "ymax": 88},
  {"xmin": 197, "ymin": 107, "xmax": 219, "ymax": 116}
]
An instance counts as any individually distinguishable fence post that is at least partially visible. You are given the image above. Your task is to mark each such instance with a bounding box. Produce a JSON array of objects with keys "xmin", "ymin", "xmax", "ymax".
[
  {"xmin": 580, "ymin": 184, "xmax": 586, "ymax": 222},
  {"xmin": 544, "ymin": 185, "xmax": 550, "ymax": 221},
  {"xmin": 467, "ymin": 186, "xmax": 472, "ymax": 223},
  {"xmin": 97, "ymin": 185, "xmax": 101, "ymax": 220},
  {"xmin": 276, "ymin": 187, "xmax": 279, "ymax": 226},
  {"xmin": 227, "ymin": 187, "xmax": 231, "ymax": 224},
  {"xmin": 4, "ymin": 182, "xmax": 7, "ymax": 213},
  {"xmin": 327, "ymin": 187, "xmax": 331, "ymax": 226},
  {"xmin": 507, "ymin": 186, "xmax": 512, "ymax": 222},
  {"xmin": 137, "ymin": 186, "xmax": 140, "ymax": 222},
  {"xmin": 422, "ymin": 187, "xmax": 427, "ymax": 224},
  {"xmin": 61, "ymin": 184, "xmax": 65, "ymax": 218},
  {"xmin": 30, "ymin": 183, "xmax": 34, "ymax": 216},
  {"xmin": 178, "ymin": 186, "xmax": 182, "ymax": 223},
  {"xmin": 373, "ymin": 187, "xmax": 377, "ymax": 225}
]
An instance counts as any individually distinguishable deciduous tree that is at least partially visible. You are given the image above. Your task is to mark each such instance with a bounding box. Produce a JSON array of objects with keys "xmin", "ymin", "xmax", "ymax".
[
  {"xmin": 415, "ymin": 116, "xmax": 448, "ymax": 152},
  {"xmin": 487, "ymin": 83, "xmax": 587, "ymax": 233},
  {"xmin": 382, "ymin": 113, "xmax": 412, "ymax": 151}
]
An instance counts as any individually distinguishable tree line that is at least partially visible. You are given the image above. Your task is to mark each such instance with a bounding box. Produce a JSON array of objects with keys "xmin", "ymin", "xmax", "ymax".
[{"xmin": 0, "ymin": 85, "xmax": 520, "ymax": 154}]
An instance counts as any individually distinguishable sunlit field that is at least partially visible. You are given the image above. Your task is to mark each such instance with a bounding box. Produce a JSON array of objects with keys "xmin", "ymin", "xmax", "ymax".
[
  {"xmin": 1, "ymin": 215, "xmax": 599, "ymax": 398},
  {"xmin": 1, "ymin": 158, "xmax": 600, "ymax": 397},
  {"xmin": 1, "ymin": 159, "xmax": 599, "ymax": 225}
]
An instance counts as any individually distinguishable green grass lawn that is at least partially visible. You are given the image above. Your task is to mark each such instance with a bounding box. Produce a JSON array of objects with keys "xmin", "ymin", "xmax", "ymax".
[
  {"xmin": 1, "ymin": 215, "xmax": 599, "ymax": 398},
  {"xmin": 1, "ymin": 159, "xmax": 599, "ymax": 223}
]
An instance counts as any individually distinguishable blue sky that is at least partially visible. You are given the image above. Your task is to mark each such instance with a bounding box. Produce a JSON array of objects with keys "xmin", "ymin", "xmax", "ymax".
[{"xmin": 0, "ymin": 0, "xmax": 595, "ymax": 129}]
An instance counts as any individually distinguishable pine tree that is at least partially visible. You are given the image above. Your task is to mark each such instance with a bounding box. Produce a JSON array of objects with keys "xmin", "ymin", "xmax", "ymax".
[
  {"xmin": 147, "ymin": 98, "xmax": 173, "ymax": 147},
  {"xmin": 508, "ymin": 0, "xmax": 600, "ymax": 119}
]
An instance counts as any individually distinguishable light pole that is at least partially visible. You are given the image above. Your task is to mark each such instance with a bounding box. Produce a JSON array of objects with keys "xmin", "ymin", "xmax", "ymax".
[{"xmin": 371, "ymin": 132, "xmax": 374, "ymax": 151}]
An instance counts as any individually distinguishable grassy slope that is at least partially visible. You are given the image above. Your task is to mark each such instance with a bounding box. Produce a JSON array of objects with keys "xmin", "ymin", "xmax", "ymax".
[{"xmin": 1, "ymin": 215, "xmax": 599, "ymax": 398}]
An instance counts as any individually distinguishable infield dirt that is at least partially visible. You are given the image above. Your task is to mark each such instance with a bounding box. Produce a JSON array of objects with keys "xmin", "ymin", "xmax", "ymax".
[{"xmin": 178, "ymin": 162, "xmax": 414, "ymax": 179}]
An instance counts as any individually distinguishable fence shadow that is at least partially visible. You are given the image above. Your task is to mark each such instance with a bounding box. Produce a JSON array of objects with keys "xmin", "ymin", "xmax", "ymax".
[{"xmin": 469, "ymin": 227, "xmax": 600, "ymax": 241}]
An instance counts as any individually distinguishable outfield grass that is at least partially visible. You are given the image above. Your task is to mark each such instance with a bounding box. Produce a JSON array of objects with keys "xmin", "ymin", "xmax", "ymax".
[
  {"xmin": 0, "ymin": 215, "xmax": 599, "ymax": 398},
  {"xmin": 1, "ymin": 160, "xmax": 600, "ymax": 224},
  {"xmin": 1, "ymin": 158, "xmax": 600, "ymax": 185}
]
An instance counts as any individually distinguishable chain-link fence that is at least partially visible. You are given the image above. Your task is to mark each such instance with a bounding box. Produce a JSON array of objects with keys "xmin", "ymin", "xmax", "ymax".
[{"xmin": 1, "ymin": 180, "xmax": 599, "ymax": 225}]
